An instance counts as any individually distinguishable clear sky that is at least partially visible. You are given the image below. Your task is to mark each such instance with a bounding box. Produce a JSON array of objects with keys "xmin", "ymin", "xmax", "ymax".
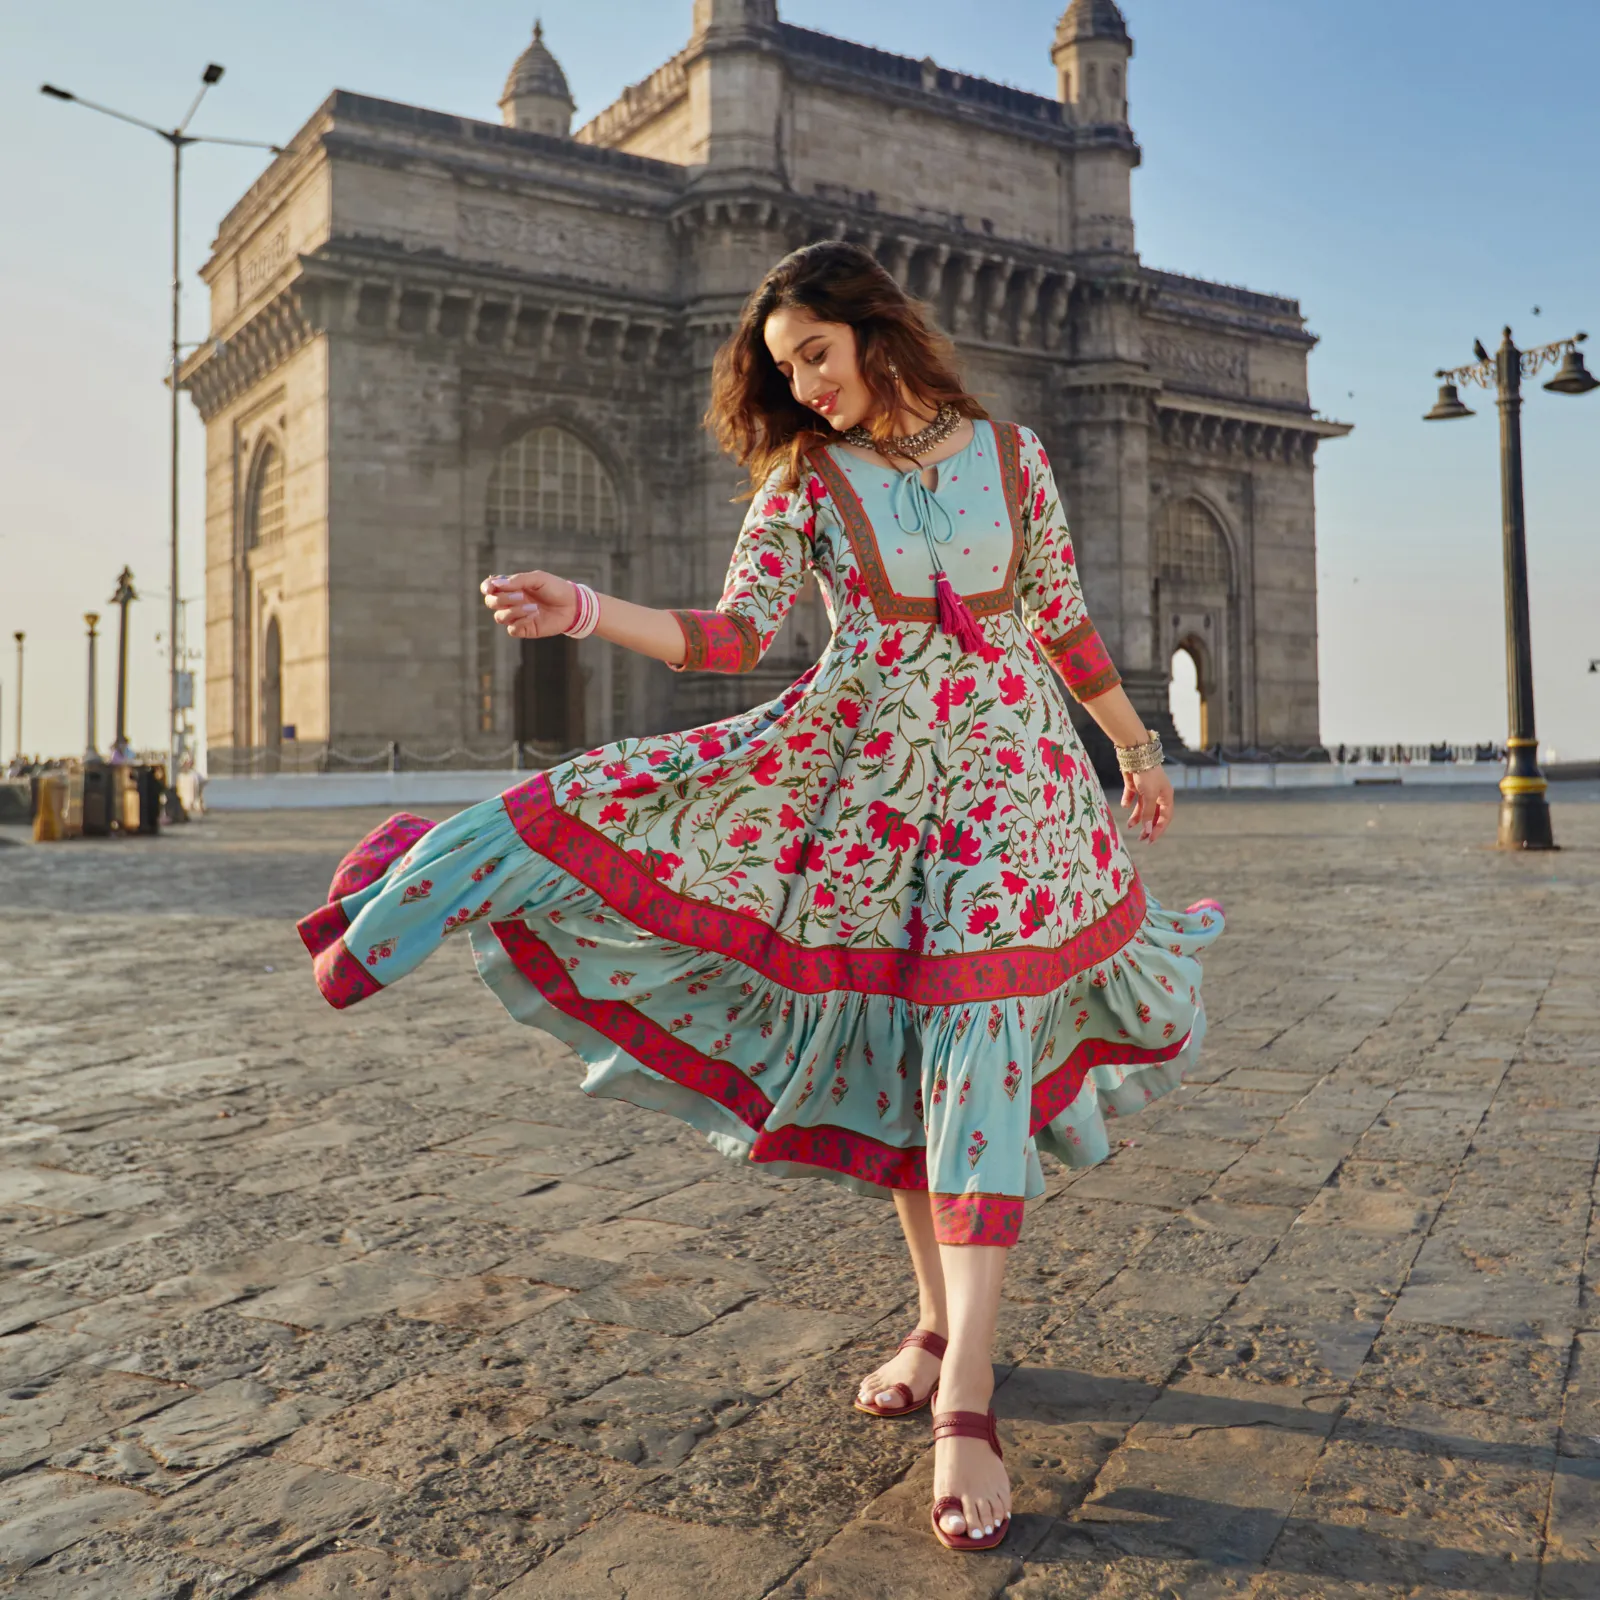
[{"xmin": 2, "ymin": 0, "xmax": 1596, "ymax": 764}]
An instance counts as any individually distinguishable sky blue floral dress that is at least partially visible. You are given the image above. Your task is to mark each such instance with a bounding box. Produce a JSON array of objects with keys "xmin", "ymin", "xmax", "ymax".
[{"xmin": 298, "ymin": 421, "xmax": 1222, "ymax": 1246}]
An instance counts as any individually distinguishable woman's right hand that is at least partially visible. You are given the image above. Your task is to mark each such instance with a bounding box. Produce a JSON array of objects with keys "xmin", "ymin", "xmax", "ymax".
[{"xmin": 481, "ymin": 571, "xmax": 577, "ymax": 639}]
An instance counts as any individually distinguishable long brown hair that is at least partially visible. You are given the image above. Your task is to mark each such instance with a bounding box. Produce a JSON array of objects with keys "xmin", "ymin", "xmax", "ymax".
[{"xmin": 706, "ymin": 241, "xmax": 989, "ymax": 493}]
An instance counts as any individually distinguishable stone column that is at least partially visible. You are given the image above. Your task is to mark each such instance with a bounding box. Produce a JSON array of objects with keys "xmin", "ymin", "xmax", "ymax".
[{"xmin": 1056, "ymin": 277, "xmax": 1169, "ymax": 740}]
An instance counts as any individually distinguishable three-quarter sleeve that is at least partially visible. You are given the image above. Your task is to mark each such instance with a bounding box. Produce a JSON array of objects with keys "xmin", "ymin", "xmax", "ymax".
[
  {"xmin": 1014, "ymin": 427, "xmax": 1121, "ymax": 703},
  {"xmin": 669, "ymin": 469, "xmax": 818, "ymax": 674}
]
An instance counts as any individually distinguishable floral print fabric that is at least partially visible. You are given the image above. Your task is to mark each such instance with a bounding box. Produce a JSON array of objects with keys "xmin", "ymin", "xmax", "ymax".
[{"xmin": 298, "ymin": 422, "xmax": 1222, "ymax": 1244}]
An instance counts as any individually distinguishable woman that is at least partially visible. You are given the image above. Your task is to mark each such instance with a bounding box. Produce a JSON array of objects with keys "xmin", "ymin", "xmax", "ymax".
[{"xmin": 297, "ymin": 242, "xmax": 1222, "ymax": 1553}]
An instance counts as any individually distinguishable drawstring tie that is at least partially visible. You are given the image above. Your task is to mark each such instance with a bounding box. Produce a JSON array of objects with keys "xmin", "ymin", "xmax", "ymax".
[{"xmin": 888, "ymin": 469, "xmax": 987, "ymax": 654}]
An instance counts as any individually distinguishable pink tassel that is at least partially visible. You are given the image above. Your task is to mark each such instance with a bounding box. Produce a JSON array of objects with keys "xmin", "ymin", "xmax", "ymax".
[{"xmin": 934, "ymin": 570, "xmax": 987, "ymax": 654}]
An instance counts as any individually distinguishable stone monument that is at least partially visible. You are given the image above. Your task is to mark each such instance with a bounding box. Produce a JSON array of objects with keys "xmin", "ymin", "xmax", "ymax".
[{"xmin": 183, "ymin": 0, "xmax": 1349, "ymax": 769}]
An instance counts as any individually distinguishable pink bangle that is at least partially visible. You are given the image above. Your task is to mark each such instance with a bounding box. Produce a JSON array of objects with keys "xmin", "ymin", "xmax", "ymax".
[{"xmin": 565, "ymin": 581, "xmax": 600, "ymax": 640}]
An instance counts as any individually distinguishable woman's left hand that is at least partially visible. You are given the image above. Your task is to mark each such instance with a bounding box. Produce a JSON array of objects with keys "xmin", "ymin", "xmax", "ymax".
[{"xmin": 1122, "ymin": 766, "xmax": 1174, "ymax": 842}]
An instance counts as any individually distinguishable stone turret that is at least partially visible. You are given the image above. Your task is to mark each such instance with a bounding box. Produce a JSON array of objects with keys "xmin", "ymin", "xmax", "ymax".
[
  {"xmin": 499, "ymin": 20, "xmax": 575, "ymax": 137},
  {"xmin": 1052, "ymin": 0, "xmax": 1131, "ymax": 126},
  {"xmin": 692, "ymin": 0, "xmax": 778, "ymax": 35},
  {"xmin": 685, "ymin": 0, "xmax": 783, "ymax": 175},
  {"xmin": 1050, "ymin": 0, "xmax": 1137, "ymax": 258}
]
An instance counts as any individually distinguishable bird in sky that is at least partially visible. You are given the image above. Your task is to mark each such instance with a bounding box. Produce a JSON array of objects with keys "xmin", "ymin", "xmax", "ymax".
[{"xmin": 1474, "ymin": 339, "xmax": 1491, "ymax": 362}]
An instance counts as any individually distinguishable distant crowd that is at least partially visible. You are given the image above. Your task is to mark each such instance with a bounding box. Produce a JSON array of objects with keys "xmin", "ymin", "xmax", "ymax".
[
  {"xmin": 1331, "ymin": 743, "xmax": 1506, "ymax": 765},
  {"xmin": 6, "ymin": 742, "xmax": 149, "ymax": 778}
]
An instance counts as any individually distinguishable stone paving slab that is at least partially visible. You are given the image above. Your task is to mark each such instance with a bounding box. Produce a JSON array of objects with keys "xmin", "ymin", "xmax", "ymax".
[{"xmin": 2, "ymin": 789, "xmax": 1599, "ymax": 1595}]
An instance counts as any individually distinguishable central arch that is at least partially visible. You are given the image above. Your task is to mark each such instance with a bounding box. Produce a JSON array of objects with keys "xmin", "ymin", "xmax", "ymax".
[
  {"xmin": 485, "ymin": 424, "xmax": 622, "ymax": 750},
  {"xmin": 1169, "ymin": 641, "xmax": 1203, "ymax": 749},
  {"xmin": 1155, "ymin": 496, "xmax": 1236, "ymax": 751}
]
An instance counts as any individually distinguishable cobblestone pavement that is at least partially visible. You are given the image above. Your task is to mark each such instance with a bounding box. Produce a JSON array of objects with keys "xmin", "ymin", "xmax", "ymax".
[{"xmin": 2, "ymin": 788, "xmax": 1598, "ymax": 1598}]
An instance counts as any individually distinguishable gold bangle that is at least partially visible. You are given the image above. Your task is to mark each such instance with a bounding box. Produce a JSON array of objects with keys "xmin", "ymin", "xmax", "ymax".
[{"xmin": 1115, "ymin": 730, "xmax": 1164, "ymax": 774}]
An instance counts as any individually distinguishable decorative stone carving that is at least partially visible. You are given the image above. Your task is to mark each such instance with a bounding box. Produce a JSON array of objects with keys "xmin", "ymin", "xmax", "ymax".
[
  {"xmin": 1143, "ymin": 333, "xmax": 1249, "ymax": 391},
  {"xmin": 238, "ymin": 227, "xmax": 291, "ymax": 302}
]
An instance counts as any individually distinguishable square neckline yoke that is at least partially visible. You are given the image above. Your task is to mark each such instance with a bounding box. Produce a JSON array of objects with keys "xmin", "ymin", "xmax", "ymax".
[
  {"xmin": 830, "ymin": 421, "xmax": 984, "ymax": 492},
  {"xmin": 811, "ymin": 419, "xmax": 1027, "ymax": 626}
]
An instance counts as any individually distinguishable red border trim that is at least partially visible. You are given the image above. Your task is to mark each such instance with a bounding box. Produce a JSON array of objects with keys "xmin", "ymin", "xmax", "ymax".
[
  {"xmin": 328, "ymin": 813, "xmax": 437, "ymax": 900},
  {"xmin": 1041, "ymin": 618, "xmax": 1122, "ymax": 703},
  {"xmin": 669, "ymin": 608, "xmax": 762, "ymax": 674},
  {"xmin": 500, "ymin": 772, "xmax": 1144, "ymax": 1004},
  {"xmin": 297, "ymin": 900, "xmax": 351, "ymax": 959},
  {"xmin": 490, "ymin": 918, "xmax": 1192, "ymax": 1207},
  {"xmin": 808, "ymin": 421, "xmax": 1025, "ymax": 625},
  {"xmin": 932, "ymin": 1193, "xmax": 1024, "ymax": 1248},
  {"xmin": 748, "ymin": 1121, "xmax": 926, "ymax": 1189},
  {"xmin": 492, "ymin": 919, "xmax": 774, "ymax": 1129},
  {"xmin": 1029, "ymin": 1031, "xmax": 1190, "ymax": 1135},
  {"xmin": 313, "ymin": 941, "xmax": 384, "ymax": 1010}
]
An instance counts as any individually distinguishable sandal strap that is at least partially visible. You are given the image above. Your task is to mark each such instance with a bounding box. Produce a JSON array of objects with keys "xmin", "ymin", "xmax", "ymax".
[
  {"xmin": 931, "ymin": 1408, "xmax": 1003, "ymax": 1458},
  {"xmin": 898, "ymin": 1329, "xmax": 949, "ymax": 1360},
  {"xmin": 931, "ymin": 1496, "xmax": 964, "ymax": 1520},
  {"xmin": 882, "ymin": 1382, "xmax": 914, "ymax": 1410}
]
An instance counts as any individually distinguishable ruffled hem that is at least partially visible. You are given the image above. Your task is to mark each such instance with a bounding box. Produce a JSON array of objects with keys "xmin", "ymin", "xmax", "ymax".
[{"xmin": 297, "ymin": 802, "xmax": 1223, "ymax": 1244}]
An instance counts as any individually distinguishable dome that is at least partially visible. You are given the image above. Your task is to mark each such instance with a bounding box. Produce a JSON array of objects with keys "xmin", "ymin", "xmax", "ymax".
[
  {"xmin": 1056, "ymin": 0, "xmax": 1130, "ymax": 44},
  {"xmin": 500, "ymin": 21, "xmax": 575, "ymax": 113}
]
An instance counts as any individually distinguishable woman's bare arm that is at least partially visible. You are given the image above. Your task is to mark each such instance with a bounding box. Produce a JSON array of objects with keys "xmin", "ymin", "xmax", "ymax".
[
  {"xmin": 1076, "ymin": 681, "xmax": 1148, "ymax": 750},
  {"xmin": 1077, "ymin": 681, "xmax": 1175, "ymax": 844},
  {"xmin": 482, "ymin": 572, "xmax": 686, "ymax": 667}
]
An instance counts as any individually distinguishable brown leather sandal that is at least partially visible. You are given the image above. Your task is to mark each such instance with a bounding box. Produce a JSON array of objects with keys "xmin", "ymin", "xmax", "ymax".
[
  {"xmin": 852, "ymin": 1329, "xmax": 949, "ymax": 1418},
  {"xmin": 930, "ymin": 1407, "xmax": 1010, "ymax": 1552}
]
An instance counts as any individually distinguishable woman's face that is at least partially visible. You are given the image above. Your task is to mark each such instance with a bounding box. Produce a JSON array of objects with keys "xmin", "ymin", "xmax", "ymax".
[{"xmin": 764, "ymin": 307, "xmax": 876, "ymax": 432}]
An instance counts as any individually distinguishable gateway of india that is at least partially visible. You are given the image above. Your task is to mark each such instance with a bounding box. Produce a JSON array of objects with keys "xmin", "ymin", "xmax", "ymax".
[{"xmin": 185, "ymin": 0, "xmax": 1349, "ymax": 771}]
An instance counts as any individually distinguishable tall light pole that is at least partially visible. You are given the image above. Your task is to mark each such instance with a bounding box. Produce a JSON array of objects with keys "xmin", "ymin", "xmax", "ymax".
[
  {"xmin": 39, "ymin": 70, "xmax": 281, "ymax": 797},
  {"xmin": 84, "ymin": 613, "xmax": 102, "ymax": 759},
  {"xmin": 1424, "ymin": 327, "xmax": 1598, "ymax": 850},
  {"xmin": 11, "ymin": 633, "xmax": 21, "ymax": 760},
  {"xmin": 110, "ymin": 567, "xmax": 138, "ymax": 755}
]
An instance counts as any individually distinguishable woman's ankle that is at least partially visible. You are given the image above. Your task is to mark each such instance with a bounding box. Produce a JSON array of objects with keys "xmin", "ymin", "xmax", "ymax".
[{"xmin": 931, "ymin": 1371, "xmax": 995, "ymax": 1414}]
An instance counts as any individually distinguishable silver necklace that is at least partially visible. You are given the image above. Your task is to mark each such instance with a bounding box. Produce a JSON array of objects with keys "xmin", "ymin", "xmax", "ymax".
[{"xmin": 842, "ymin": 404, "xmax": 961, "ymax": 460}]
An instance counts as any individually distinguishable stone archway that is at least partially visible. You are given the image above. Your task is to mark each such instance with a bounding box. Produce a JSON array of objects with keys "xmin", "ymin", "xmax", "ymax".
[
  {"xmin": 262, "ymin": 616, "xmax": 283, "ymax": 767},
  {"xmin": 1155, "ymin": 497, "xmax": 1237, "ymax": 751},
  {"xmin": 514, "ymin": 635, "xmax": 580, "ymax": 751},
  {"xmin": 238, "ymin": 436, "xmax": 286, "ymax": 752},
  {"xmin": 1169, "ymin": 639, "xmax": 1205, "ymax": 750},
  {"xmin": 485, "ymin": 424, "xmax": 622, "ymax": 749}
]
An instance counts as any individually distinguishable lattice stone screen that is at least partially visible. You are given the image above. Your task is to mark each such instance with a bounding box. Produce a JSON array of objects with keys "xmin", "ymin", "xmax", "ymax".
[
  {"xmin": 1157, "ymin": 498, "xmax": 1230, "ymax": 588},
  {"xmin": 486, "ymin": 425, "xmax": 620, "ymax": 539}
]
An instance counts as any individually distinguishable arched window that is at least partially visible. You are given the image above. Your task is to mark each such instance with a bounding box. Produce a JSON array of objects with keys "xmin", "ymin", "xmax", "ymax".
[
  {"xmin": 486, "ymin": 424, "xmax": 620, "ymax": 539},
  {"xmin": 246, "ymin": 441, "xmax": 285, "ymax": 549},
  {"xmin": 1157, "ymin": 498, "xmax": 1231, "ymax": 589}
]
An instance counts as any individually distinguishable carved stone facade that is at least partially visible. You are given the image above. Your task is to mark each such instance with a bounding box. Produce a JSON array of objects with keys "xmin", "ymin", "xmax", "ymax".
[{"xmin": 185, "ymin": 0, "xmax": 1348, "ymax": 766}]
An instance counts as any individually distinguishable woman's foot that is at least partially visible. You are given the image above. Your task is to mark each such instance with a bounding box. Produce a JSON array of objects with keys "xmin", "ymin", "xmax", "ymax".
[
  {"xmin": 931, "ymin": 1400, "xmax": 1011, "ymax": 1546},
  {"xmin": 855, "ymin": 1327, "xmax": 946, "ymax": 1415}
]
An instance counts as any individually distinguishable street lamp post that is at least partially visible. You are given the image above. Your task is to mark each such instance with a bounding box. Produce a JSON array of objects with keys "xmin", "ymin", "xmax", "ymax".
[
  {"xmin": 1424, "ymin": 326, "xmax": 1598, "ymax": 850},
  {"xmin": 39, "ymin": 70, "xmax": 280, "ymax": 798},
  {"xmin": 10, "ymin": 632, "xmax": 20, "ymax": 761},
  {"xmin": 84, "ymin": 613, "xmax": 101, "ymax": 759},
  {"xmin": 110, "ymin": 567, "xmax": 138, "ymax": 755}
]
